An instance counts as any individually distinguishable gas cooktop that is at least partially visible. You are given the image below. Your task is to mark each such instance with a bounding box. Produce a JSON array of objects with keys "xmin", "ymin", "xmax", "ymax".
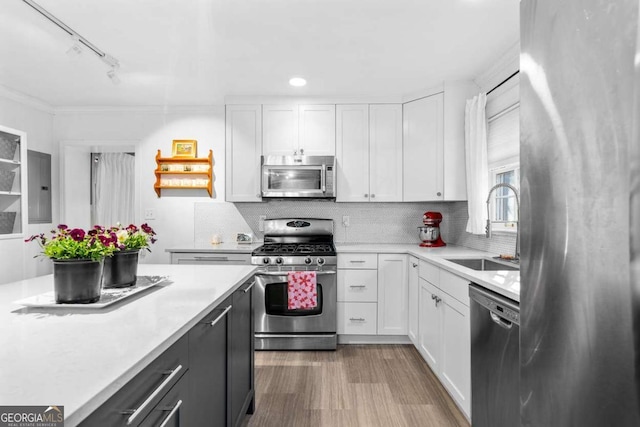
[{"xmin": 252, "ymin": 243, "xmax": 336, "ymax": 257}]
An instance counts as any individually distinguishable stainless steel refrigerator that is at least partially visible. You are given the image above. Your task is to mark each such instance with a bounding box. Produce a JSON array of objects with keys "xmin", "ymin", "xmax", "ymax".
[{"xmin": 520, "ymin": 0, "xmax": 640, "ymax": 425}]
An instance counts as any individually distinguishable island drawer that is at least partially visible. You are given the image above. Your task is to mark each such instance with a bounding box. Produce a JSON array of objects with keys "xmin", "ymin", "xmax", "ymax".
[{"xmin": 79, "ymin": 335, "xmax": 188, "ymax": 427}]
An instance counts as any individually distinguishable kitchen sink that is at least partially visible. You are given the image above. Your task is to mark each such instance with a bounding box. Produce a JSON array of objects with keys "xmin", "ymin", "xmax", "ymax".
[{"xmin": 446, "ymin": 258, "xmax": 519, "ymax": 271}]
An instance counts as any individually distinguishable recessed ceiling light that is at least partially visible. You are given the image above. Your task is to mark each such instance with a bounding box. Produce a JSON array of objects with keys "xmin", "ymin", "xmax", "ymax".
[{"xmin": 289, "ymin": 77, "xmax": 307, "ymax": 87}]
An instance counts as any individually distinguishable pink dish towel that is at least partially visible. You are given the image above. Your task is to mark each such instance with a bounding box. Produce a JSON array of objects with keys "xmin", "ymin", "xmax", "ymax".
[{"xmin": 287, "ymin": 271, "xmax": 318, "ymax": 310}]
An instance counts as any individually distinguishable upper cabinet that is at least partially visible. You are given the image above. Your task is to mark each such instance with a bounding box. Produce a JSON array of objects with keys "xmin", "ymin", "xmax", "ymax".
[
  {"xmin": 263, "ymin": 104, "xmax": 335, "ymax": 156},
  {"xmin": 0, "ymin": 125, "xmax": 27, "ymax": 238},
  {"xmin": 403, "ymin": 81, "xmax": 478, "ymax": 202},
  {"xmin": 403, "ymin": 93, "xmax": 444, "ymax": 201},
  {"xmin": 336, "ymin": 104, "xmax": 402, "ymax": 202},
  {"xmin": 226, "ymin": 105, "xmax": 262, "ymax": 202}
]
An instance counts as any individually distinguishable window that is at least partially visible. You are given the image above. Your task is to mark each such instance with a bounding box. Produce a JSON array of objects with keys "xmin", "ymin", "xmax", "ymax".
[{"xmin": 490, "ymin": 164, "xmax": 519, "ymax": 233}]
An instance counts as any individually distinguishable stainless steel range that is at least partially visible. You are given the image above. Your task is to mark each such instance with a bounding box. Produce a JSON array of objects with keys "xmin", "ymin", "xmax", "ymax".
[{"xmin": 252, "ymin": 218, "xmax": 337, "ymax": 350}]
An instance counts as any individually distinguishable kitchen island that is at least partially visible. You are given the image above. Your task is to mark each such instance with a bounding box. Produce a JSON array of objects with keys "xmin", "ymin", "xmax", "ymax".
[{"xmin": 0, "ymin": 263, "xmax": 257, "ymax": 426}]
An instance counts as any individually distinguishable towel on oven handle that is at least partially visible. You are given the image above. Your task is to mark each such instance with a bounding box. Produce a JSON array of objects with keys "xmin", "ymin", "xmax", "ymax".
[{"xmin": 287, "ymin": 271, "xmax": 318, "ymax": 310}]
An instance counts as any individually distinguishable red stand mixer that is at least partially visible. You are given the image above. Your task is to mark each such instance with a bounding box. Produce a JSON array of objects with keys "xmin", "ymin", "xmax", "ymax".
[{"xmin": 418, "ymin": 211, "xmax": 446, "ymax": 247}]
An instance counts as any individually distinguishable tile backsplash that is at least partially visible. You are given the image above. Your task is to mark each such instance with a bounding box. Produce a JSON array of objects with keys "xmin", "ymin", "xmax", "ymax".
[{"xmin": 193, "ymin": 200, "xmax": 516, "ymax": 255}]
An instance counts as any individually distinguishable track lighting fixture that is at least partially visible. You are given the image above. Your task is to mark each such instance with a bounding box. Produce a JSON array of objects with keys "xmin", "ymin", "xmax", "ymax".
[{"xmin": 22, "ymin": 0, "xmax": 122, "ymax": 84}]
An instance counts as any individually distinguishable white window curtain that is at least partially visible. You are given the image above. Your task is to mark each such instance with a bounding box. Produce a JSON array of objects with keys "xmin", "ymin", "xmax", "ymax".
[
  {"xmin": 464, "ymin": 93, "xmax": 489, "ymax": 235},
  {"xmin": 92, "ymin": 153, "xmax": 135, "ymax": 227}
]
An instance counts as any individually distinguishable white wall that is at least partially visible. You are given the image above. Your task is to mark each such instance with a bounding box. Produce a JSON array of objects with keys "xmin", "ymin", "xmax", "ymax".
[
  {"xmin": 53, "ymin": 107, "xmax": 227, "ymax": 264},
  {"xmin": 0, "ymin": 92, "xmax": 56, "ymax": 284}
]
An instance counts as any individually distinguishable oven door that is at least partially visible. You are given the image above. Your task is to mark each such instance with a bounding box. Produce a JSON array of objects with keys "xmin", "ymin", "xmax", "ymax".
[
  {"xmin": 254, "ymin": 270, "xmax": 337, "ymax": 334},
  {"xmin": 261, "ymin": 165, "xmax": 331, "ymax": 198}
]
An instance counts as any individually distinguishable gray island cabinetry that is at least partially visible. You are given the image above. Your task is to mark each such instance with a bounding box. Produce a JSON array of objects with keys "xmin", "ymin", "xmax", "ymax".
[{"xmin": 79, "ymin": 276, "xmax": 255, "ymax": 427}]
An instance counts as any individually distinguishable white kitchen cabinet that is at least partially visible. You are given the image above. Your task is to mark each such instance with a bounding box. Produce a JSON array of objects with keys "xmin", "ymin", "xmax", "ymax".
[
  {"xmin": 403, "ymin": 81, "xmax": 478, "ymax": 201},
  {"xmin": 337, "ymin": 302, "xmax": 378, "ymax": 335},
  {"xmin": 418, "ymin": 277, "xmax": 442, "ymax": 371},
  {"xmin": 408, "ymin": 256, "xmax": 419, "ymax": 345},
  {"xmin": 336, "ymin": 104, "xmax": 402, "ymax": 202},
  {"xmin": 440, "ymin": 292, "xmax": 471, "ymax": 416},
  {"xmin": 403, "ymin": 93, "xmax": 444, "ymax": 201},
  {"xmin": 337, "ymin": 253, "xmax": 379, "ymax": 336},
  {"xmin": 225, "ymin": 105, "xmax": 262, "ymax": 202},
  {"xmin": 377, "ymin": 253, "xmax": 408, "ymax": 335},
  {"xmin": 299, "ymin": 104, "xmax": 336, "ymax": 155},
  {"xmin": 416, "ymin": 261, "xmax": 471, "ymax": 418},
  {"xmin": 263, "ymin": 104, "xmax": 335, "ymax": 156},
  {"xmin": 338, "ymin": 269, "xmax": 378, "ymax": 302},
  {"xmin": 335, "ymin": 104, "xmax": 369, "ymax": 202}
]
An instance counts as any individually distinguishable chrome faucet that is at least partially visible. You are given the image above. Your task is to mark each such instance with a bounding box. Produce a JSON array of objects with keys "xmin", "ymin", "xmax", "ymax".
[{"xmin": 486, "ymin": 183, "xmax": 520, "ymax": 261}]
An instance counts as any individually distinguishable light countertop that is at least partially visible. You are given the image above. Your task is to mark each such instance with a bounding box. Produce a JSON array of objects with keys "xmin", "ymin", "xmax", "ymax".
[
  {"xmin": 336, "ymin": 243, "xmax": 520, "ymax": 302},
  {"xmin": 0, "ymin": 263, "xmax": 257, "ymax": 426}
]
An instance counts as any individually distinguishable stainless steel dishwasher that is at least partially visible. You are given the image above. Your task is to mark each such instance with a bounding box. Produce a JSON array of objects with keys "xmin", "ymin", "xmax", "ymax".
[{"xmin": 469, "ymin": 283, "xmax": 520, "ymax": 427}]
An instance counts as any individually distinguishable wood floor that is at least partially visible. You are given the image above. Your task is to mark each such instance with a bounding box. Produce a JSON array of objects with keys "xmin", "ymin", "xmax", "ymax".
[{"xmin": 242, "ymin": 345, "xmax": 470, "ymax": 427}]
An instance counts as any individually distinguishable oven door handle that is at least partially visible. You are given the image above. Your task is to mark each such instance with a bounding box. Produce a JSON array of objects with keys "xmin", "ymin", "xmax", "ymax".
[{"xmin": 255, "ymin": 270, "xmax": 336, "ymax": 277}]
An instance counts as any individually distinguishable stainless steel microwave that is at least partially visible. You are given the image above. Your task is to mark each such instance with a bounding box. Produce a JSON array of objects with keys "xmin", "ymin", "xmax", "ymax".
[{"xmin": 261, "ymin": 155, "xmax": 335, "ymax": 198}]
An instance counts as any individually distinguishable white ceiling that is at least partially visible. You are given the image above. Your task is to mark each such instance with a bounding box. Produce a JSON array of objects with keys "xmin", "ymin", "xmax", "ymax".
[{"xmin": 0, "ymin": 0, "xmax": 519, "ymax": 107}]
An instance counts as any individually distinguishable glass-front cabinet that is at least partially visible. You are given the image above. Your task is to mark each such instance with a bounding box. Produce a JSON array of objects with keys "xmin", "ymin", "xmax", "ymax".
[{"xmin": 0, "ymin": 125, "xmax": 27, "ymax": 238}]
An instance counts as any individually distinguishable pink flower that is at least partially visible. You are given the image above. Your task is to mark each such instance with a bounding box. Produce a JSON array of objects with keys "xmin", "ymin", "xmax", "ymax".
[
  {"xmin": 57, "ymin": 224, "xmax": 68, "ymax": 230},
  {"xmin": 141, "ymin": 223, "xmax": 155, "ymax": 235}
]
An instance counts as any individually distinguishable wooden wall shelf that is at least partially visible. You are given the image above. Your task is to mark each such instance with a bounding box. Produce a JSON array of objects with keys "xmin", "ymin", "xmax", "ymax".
[{"xmin": 154, "ymin": 149, "xmax": 213, "ymax": 197}]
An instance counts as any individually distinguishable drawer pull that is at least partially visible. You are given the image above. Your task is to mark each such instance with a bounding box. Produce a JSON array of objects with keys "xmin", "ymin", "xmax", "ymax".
[
  {"xmin": 159, "ymin": 400, "xmax": 183, "ymax": 427},
  {"xmin": 349, "ymin": 317, "xmax": 366, "ymax": 322},
  {"xmin": 206, "ymin": 305, "xmax": 233, "ymax": 328},
  {"xmin": 242, "ymin": 281, "xmax": 255, "ymax": 293},
  {"xmin": 194, "ymin": 256, "xmax": 230, "ymax": 261},
  {"xmin": 349, "ymin": 285, "xmax": 366, "ymax": 288},
  {"xmin": 349, "ymin": 260, "xmax": 366, "ymax": 263},
  {"xmin": 126, "ymin": 364, "xmax": 183, "ymax": 425}
]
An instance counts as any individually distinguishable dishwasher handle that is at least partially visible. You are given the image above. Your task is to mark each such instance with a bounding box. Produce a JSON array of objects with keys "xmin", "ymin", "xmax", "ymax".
[{"xmin": 490, "ymin": 312, "xmax": 514, "ymax": 329}]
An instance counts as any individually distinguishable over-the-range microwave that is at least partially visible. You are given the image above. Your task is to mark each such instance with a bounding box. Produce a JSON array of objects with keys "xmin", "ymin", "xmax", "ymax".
[{"xmin": 261, "ymin": 155, "xmax": 336, "ymax": 199}]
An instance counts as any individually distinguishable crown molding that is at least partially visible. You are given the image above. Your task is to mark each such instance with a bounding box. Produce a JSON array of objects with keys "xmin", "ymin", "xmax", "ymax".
[
  {"xmin": 0, "ymin": 84, "xmax": 55, "ymax": 114},
  {"xmin": 224, "ymin": 95, "xmax": 404, "ymax": 105},
  {"xmin": 54, "ymin": 105, "xmax": 224, "ymax": 114},
  {"xmin": 475, "ymin": 41, "xmax": 520, "ymax": 93}
]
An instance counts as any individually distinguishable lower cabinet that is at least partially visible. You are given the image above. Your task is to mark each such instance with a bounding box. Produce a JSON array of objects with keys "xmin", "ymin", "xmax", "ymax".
[
  {"xmin": 417, "ymin": 261, "xmax": 471, "ymax": 418},
  {"xmin": 188, "ymin": 279, "xmax": 255, "ymax": 427},
  {"xmin": 188, "ymin": 297, "xmax": 232, "ymax": 426},
  {"xmin": 80, "ymin": 279, "xmax": 255, "ymax": 427},
  {"xmin": 79, "ymin": 336, "xmax": 189, "ymax": 426},
  {"xmin": 377, "ymin": 254, "xmax": 408, "ymax": 335},
  {"xmin": 407, "ymin": 256, "xmax": 419, "ymax": 345},
  {"xmin": 229, "ymin": 280, "xmax": 255, "ymax": 427}
]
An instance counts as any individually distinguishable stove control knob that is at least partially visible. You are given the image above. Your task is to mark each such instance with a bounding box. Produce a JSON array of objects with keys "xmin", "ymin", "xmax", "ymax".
[
  {"xmin": 262, "ymin": 257, "xmax": 270, "ymax": 264},
  {"xmin": 304, "ymin": 257, "xmax": 312, "ymax": 265},
  {"xmin": 317, "ymin": 257, "xmax": 325, "ymax": 265},
  {"xmin": 275, "ymin": 257, "xmax": 284, "ymax": 265}
]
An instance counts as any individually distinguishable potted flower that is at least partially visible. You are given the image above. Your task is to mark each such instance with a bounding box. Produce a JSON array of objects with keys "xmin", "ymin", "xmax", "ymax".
[
  {"xmin": 102, "ymin": 223, "xmax": 157, "ymax": 288},
  {"xmin": 25, "ymin": 224, "xmax": 118, "ymax": 303}
]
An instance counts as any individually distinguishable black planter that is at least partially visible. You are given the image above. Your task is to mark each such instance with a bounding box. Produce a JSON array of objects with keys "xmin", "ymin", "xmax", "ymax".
[
  {"xmin": 103, "ymin": 249, "xmax": 139, "ymax": 288},
  {"xmin": 53, "ymin": 259, "xmax": 104, "ymax": 304}
]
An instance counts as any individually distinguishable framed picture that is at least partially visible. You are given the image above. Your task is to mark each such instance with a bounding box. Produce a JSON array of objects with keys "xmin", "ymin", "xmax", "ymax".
[{"xmin": 171, "ymin": 140, "xmax": 197, "ymax": 158}]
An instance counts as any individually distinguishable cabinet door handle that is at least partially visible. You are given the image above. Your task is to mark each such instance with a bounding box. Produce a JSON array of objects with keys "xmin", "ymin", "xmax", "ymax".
[
  {"xmin": 349, "ymin": 285, "xmax": 366, "ymax": 288},
  {"xmin": 194, "ymin": 256, "xmax": 229, "ymax": 261},
  {"xmin": 364, "ymin": 194, "xmax": 369, "ymax": 198},
  {"xmin": 125, "ymin": 364, "xmax": 183, "ymax": 425},
  {"xmin": 437, "ymin": 192, "xmax": 442, "ymax": 197},
  {"xmin": 205, "ymin": 305, "xmax": 233, "ymax": 328},
  {"xmin": 158, "ymin": 400, "xmax": 183, "ymax": 427},
  {"xmin": 412, "ymin": 263, "xmax": 418, "ymax": 268},
  {"xmin": 349, "ymin": 317, "xmax": 366, "ymax": 322},
  {"xmin": 371, "ymin": 194, "xmax": 376, "ymax": 198},
  {"xmin": 242, "ymin": 281, "xmax": 255, "ymax": 293}
]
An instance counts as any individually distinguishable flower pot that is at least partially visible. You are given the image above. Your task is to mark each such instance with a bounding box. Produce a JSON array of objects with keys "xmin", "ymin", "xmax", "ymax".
[
  {"xmin": 103, "ymin": 249, "xmax": 139, "ymax": 288},
  {"xmin": 53, "ymin": 259, "xmax": 104, "ymax": 304}
]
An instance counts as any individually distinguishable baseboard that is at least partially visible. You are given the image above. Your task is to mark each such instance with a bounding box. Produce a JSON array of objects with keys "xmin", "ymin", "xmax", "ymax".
[{"xmin": 337, "ymin": 335, "xmax": 412, "ymax": 345}]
